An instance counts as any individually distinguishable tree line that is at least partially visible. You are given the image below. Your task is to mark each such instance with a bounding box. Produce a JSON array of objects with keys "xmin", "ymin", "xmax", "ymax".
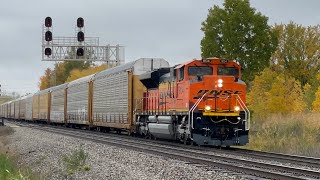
[
  {"xmin": 39, "ymin": 61, "xmax": 106, "ymax": 90},
  {"xmin": 40, "ymin": 0, "xmax": 320, "ymax": 114},
  {"xmin": 201, "ymin": 0, "xmax": 320, "ymax": 115}
]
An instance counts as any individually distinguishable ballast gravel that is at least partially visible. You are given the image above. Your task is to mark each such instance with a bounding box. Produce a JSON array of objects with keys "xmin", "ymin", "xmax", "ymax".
[{"xmin": 5, "ymin": 125, "xmax": 248, "ymax": 180}]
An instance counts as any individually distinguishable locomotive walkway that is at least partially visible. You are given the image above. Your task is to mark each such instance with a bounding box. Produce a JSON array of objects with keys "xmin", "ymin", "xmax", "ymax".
[{"xmin": 8, "ymin": 120, "xmax": 320, "ymax": 180}]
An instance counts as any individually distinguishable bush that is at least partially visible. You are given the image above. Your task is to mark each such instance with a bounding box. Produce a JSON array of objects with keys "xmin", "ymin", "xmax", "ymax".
[{"xmin": 62, "ymin": 145, "xmax": 90, "ymax": 174}]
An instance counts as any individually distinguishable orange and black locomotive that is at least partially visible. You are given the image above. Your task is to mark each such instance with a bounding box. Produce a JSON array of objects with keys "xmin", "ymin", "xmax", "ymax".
[{"xmin": 138, "ymin": 58, "xmax": 250, "ymax": 146}]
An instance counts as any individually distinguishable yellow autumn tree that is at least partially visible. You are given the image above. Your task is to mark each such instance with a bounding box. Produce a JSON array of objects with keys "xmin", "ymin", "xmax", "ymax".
[
  {"xmin": 248, "ymin": 68, "xmax": 306, "ymax": 119},
  {"xmin": 247, "ymin": 68, "xmax": 278, "ymax": 119},
  {"xmin": 266, "ymin": 74, "xmax": 306, "ymax": 114},
  {"xmin": 312, "ymin": 88, "xmax": 320, "ymax": 112},
  {"xmin": 66, "ymin": 64, "xmax": 106, "ymax": 82},
  {"xmin": 312, "ymin": 73, "xmax": 320, "ymax": 112},
  {"xmin": 39, "ymin": 68, "xmax": 52, "ymax": 90}
]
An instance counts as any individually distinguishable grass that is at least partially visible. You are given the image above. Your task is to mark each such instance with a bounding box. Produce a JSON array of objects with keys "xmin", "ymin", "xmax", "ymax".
[
  {"xmin": 0, "ymin": 126, "xmax": 39, "ymax": 180},
  {"xmin": 246, "ymin": 113, "xmax": 320, "ymax": 157},
  {"xmin": 0, "ymin": 154, "xmax": 35, "ymax": 180},
  {"xmin": 62, "ymin": 145, "xmax": 90, "ymax": 174}
]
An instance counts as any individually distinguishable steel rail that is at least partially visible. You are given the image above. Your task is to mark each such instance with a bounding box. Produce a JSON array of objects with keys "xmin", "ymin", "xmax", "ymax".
[
  {"xmin": 230, "ymin": 148, "xmax": 320, "ymax": 169},
  {"xmin": 14, "ymin": 122, "xmax": 320, "ymax": 180}
]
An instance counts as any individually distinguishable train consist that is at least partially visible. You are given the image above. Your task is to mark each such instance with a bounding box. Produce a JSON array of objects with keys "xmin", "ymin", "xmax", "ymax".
[{"xmin": 0, "ymin": 57, "xmax": 250, "ymax": 146}]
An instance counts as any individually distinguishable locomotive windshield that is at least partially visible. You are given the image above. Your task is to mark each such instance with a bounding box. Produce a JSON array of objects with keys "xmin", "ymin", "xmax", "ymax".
[
  {"xmin": 188, "ymin": 66, "xmax": 213, "ymax": 76},
  {"xmin": 217, "ymin": 67, "xmax": 239, "ymax": 77}
]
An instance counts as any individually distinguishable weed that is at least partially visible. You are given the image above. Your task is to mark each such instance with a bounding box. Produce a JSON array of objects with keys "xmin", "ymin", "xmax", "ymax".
[
  {"xmin": 0, "ymin": 153, "xmax": 38, "ymax": 180},
  {"xmin": 82, "ymin": 165, "xmax": 91, "ymax": 171},
  {"xmin": 246, "ymin": 113, "xmax": 320, "ymax": 157},
  {"xmin": 62, "ymin": 145, "xmax": 90, "ymax": 174}
]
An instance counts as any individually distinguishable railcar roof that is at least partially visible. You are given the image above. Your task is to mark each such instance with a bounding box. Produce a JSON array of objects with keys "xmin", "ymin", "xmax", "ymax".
[
  {"xmin": 94, "ymin": 58, "xmax": 169, "ymax": 79},
  {"xmin": 50, "ymin": 83, "xmax": 68, "ymax": 92},
  {"xmin": 68, "ymin": 74, "xmax": 95, "ymax": 87}
]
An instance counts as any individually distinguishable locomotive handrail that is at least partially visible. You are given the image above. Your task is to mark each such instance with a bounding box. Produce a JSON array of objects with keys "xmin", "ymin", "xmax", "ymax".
[
  {"xmin": 188, "ymin": 92, "xmax": 207, "ymax": 131},
  {"xmin": 233, "ymin": 94, "xmax": 250, "ymax": 130}
]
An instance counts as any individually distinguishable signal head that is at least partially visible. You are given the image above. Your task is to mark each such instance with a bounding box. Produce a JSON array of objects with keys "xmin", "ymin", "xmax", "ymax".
[
  {"xmin": 77, "ymin": 47, "xmax": 84, "ymax": 56},
  {"xmin": 45, "ymin": 17, "xmax": 52, "ymax": 27},
  {"xmin": 45, "ymin": 31, "xmax": 52, "ymax": 41},
  {"xmin": 45, "ymin": 48, "xmax": 52, "ymax": 56},
  {"xmin": 77, "ymin": 17, "xmax": 84, "ymax": 28},
  {"xmin": 77, "ymin": 31, "xmax": 84, "ymax": 42}
]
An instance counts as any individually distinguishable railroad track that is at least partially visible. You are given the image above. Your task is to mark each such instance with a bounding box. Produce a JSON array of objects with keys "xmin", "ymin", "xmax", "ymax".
[
  {"xmin": 9, "ymin": 121, "xmax": 320, "ymax": 180},
  {"xmin": 232, "ymin": 148, "xmax": 320, "ymax": 169}
]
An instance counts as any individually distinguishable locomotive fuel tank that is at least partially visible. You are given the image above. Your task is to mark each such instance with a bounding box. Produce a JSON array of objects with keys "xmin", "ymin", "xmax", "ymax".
[{"xmin": 148, "ymin": 123, "xmax": 175, "ymax": 140}]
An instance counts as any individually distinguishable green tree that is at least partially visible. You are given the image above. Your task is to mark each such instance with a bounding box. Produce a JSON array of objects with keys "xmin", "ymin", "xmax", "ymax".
[
  {"xmin": 201, "ymin": 0, "xmax": 277, "ymax": 82},
  {"xmin": 271, "ymin": 23, "xmax": 320, "ymax": 86}
]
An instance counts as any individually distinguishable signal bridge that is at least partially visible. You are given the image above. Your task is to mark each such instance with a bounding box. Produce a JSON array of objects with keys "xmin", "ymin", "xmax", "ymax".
[{"xmin": 41, "ymin": 17, "xmax": 124, "ymax": 67}]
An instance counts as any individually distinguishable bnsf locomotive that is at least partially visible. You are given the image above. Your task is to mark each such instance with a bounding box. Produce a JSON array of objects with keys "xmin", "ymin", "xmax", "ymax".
[{"xmin": 0, "ymin": 58, "xmax": 249, "ymax": 147}]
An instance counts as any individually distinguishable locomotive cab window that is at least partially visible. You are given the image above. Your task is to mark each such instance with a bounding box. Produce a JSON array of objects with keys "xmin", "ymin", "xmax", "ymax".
[
  {"xmin": 178, "ymin": 67, "xmax": 184, "ymax": 81},
  {"xmin": 188, "ymin": 66, "xmax": 213, "ymax": 76},
  {"xmin": 217, "ymin": 67, "xmax": 239, "ymax": 77}
]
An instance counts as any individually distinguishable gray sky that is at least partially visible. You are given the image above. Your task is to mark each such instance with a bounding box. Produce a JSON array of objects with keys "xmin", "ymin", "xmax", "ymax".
[{"xmin": 0, "ymin": 0, "xmax": 320, "ymax": 95}]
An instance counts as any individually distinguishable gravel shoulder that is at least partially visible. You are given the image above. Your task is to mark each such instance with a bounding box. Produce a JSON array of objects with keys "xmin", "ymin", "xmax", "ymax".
[{"xmin": 3, "ymin": 124, "xmax": 248, "ymax": 180}]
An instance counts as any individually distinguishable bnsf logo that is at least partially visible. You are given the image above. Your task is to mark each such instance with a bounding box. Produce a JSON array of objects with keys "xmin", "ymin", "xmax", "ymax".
[{"xmin": 193, "ymin": 90, "xmax": 241, "ymax": 99}]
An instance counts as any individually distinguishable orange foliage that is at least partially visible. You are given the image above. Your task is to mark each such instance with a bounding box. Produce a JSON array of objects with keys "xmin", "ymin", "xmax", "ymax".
[
  {"xmin": 66, "ymin": 64, "xmax": 106, "ymax": 82},
  {"xmin": 39, "ymin": 68, "xmax": 52, "ymax": 90}
]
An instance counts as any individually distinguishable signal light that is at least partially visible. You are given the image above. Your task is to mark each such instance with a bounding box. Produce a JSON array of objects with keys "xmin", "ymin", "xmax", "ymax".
[
  {"xmin": 77, "ymin": 17, "xmax": 84, "ymax": 28},
  {"xmin": 77, "ymin": 31, "xmax": 84, "ymax": 42},
  {"xmin": 45, "ymin": 31, "xmax": 52, "ymax": 41},
  {"xmin": 45, "ymin": 17, "xmax": 52, "ymax": 27},
  {"xmin": 77, "ymin": 48, "xmax": 84, "ymax": 56},
  {"xmin": 45, "ymin": 48, "xmax": 52, "ymax": 56}
]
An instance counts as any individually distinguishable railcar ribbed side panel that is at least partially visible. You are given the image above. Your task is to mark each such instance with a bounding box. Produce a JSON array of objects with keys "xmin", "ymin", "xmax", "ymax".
[
  {"xmin": 39, "ymin": 93, "xmax": 49, "ymax": 120},
  {"xmin": 51, "ymin": 87, "xmax": 65, "ymax": 123},
  {"xmin": 19, "ymin": 98, "xmax": 26, "ymax": 120},
  {"xmin": 32, "ymin": 95, "xmax": 39, "ymax": 120},
  {"xmin": 25, "ymin": 96, "xmax": 33, "ymax": 120},
  {"xmin": 93, "ymin": 72, "xmax": 129, "ymax": 124},
  {"xmin": 67, "ymin": 81, "xmax": 90, "ymax": 124},
  {"xmin": 10, "ymin": 103, "xmax": 14, "ymax": 119},
  {"xmin": 14, "ymin": 100, "xmax": 20, "ymax": 119}
]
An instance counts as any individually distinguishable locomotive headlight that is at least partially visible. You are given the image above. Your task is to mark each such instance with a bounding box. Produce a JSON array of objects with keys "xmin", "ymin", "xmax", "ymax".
[
  {"xmin": 218, "ymin": 79, "xmax": 223, "ymax": 84},
  {"xmin": 218, "ymin": 83, "xmax": 223, "ymax": 88},
  {"xmin": 234, "ymin": 106, "xmax": 240, "ymax": 111},
  {"xmin": 205, "ymin": 105, "xmax": 211, "ymax": 111}
]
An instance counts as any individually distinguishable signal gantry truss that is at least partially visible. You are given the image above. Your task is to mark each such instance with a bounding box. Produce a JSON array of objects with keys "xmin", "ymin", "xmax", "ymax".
[{"xmin": 41, "ymin": 17, "xmax": 125, "ymax": 67}]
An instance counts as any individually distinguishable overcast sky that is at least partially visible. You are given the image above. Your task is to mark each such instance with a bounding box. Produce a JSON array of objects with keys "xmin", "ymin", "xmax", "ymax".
[{"xmin": 1, "ymin": 0, "xmax": 320, "ymax": 95}]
